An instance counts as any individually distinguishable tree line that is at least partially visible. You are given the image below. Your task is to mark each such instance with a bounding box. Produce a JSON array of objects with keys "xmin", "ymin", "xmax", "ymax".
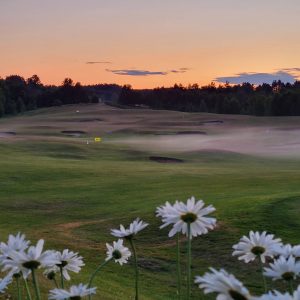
[
  {"xmin": 119, "ymin": 81, "xmax": 300, "ymax": 116},
  {"xmin": 1, "ymin": 75, "xmax": 300, "ymax": 117}
]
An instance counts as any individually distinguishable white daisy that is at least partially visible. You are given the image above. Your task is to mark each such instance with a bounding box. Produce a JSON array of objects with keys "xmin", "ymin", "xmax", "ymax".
[
  {"xmin": 111, "ymin": 218, "xmax": 148, "ymax": 239},
  {"xmin": 106, "ymin": 239, "xmax": 131, "ymax": 265},
  {"xmin": 49, "ymin": 283, "xmax": 96, "ymax": 299},
  {"xmin": 232, "ymin": 231, "xmax": 282, "ymax": 263},
  {"xmin": 291, "ymin": 246, "xmax": 300, "ymax": 258},
  {"xmin": 275, "ymin": 244, "xmax": 293, "ymax": 258},
  {"xmin": 156, "ymin": 200, "xmax": 181, "ymax": 229},
  {"xmin": 264, "ymin": 256, "xmax": 300, "ymax": 281},
  {"xmin": 274, "ymin": 244, "xmax": 300, "ymax": 260},
  {"xmin": 53, "ymin": 249, "xmax": 84, "ymax": 280},
  {"xmin": 293, "ymin": 286, "xmax": 300, "ymax": 300},
  {"xmin": 195, "ymin": 268, "xmax": 251, "ymax": 300},
  {"xmin": 156, "ymin": 201, "xmax": 179, "ymax": 220},
  {"xmin": 157, "ymin": 196, "xmax": 216, "ymax": 238},
  {"xmin": 254, "ymin": 291, "xmax": 293, "ymax": 300},
  {"xmin": 0, "ymin": 233, "xmax": 30, "ymax": 263},
  {"xmin": 253, "ymin": 287, "xmax": 300, "ymax": 300},
  {"xmin": 2, "ymin": 239, "xmax": 59, "ymax": 278},
  {"xmin": 0, "ymin": 274, "xmax": 12, "ymax": 293}
]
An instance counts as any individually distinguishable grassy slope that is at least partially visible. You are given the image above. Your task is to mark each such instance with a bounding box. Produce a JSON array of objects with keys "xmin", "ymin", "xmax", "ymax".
[{"xmin": 0, "ymin": 105, "xmax": 300, "ymax": 299}]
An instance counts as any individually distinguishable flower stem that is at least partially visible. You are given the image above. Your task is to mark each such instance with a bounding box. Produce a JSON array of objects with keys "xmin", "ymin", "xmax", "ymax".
[
  {"xmin": 59, "ymin": 266, "xmax": 64, "ymax": 289},
  {"xmin": 259, "ymin": 260, "xmax": 267, "ymax": 292},
  {"xmin": 187, "ymin": 222, "xmax": 192, "ymax": 300},
  {"xmin": 289, "ymin": 280, "xmax": 294, "ymax": 294},
  {"xmin": 53, "ymin": 278, "xmax": 59, "ymax": 288},
  {"xmin": 23, "ymin": 278, "xmax": 32, "ymax": 300},
  {"xmin": 176, "ymin": 233, "xmax": 181, "ymax": 299},
  {"xmin": 88, "ymin": 259, "xmax": 111, "ymax": 300},
  {"xmin": 16, "ymin": 276, "xmax": 22, "ymax": 300},
  {"xmin": 31, "ymin": 269, "xmax": 41, "ymax": 300},
  {"xmin": 129, "ymin": 238, "xmax": 139, "ymax": 300}
]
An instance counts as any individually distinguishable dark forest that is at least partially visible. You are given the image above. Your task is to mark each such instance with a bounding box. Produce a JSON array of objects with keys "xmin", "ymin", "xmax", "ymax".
[{"xmin": 1, "ymin": 74, "xmax": 300, "ymax": 117}]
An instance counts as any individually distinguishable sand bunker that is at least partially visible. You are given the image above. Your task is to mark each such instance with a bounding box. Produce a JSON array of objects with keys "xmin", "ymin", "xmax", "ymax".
[
  {"xmin": 61, "ymin": 130, "xmax": 86, "ymax": 137},
  {"xmin": 79, "ymin": 118, "xmax": 102, "ymax": 122},
  {"xmin": 0, "ymin": 131, "xmax": 16, "ymax": 138},
  {"xmin": 153, "ymin": 131, "xmax": 207, "ymax": 136},
  {"xmin": 149, "ymin": 156, "xmax": 184, "ymax": 163},
  {"xmin": 202, "ymin": 120, "xmax": 224, "ymax": 124},
  {"xmin": 176, "ymin": 131, "xmax": 207, "ymax": 135}
]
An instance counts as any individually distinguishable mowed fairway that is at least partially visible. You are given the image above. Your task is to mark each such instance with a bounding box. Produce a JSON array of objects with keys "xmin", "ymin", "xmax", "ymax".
[{"xmin": 1, "ymin": 103, "xmax": 300, "ymax": 299}]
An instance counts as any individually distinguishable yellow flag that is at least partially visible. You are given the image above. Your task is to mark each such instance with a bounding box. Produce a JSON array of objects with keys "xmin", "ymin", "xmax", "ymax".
[{"xmin": 94, "ymin": 137, "xmax": 102, "ymax": 142}]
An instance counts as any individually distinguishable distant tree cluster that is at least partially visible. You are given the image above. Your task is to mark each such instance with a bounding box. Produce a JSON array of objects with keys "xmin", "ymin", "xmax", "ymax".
[
  {"xmin": 0, "ymin": 75, "xmax": 121, "ymax": 118},
  {"xmin": 119, "ymin": 81, "xmax": 300, "ymax": 116}
]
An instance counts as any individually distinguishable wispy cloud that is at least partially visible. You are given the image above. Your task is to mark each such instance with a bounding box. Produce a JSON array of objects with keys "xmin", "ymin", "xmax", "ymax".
[
  {"xmin": 279, "ymin": 67, "xmax": 300, "ymax": 73},
  {"xmin": 215, "ymin": 71, "xmax": 298, "ymax": 85},
  {"xmin": 170, "ymin": 68, "xmax": 190, "ymax": 73},
  {"xmin": 106, "ymin": 68, "xmax": 189, "ymax": 76},
  {"xmin": 107, "ymin": 69, "xmax": 167, "ymax": 76},
  {"xmin": 86, "ymin": 61, "xmax": 112, "ymax": 64}
]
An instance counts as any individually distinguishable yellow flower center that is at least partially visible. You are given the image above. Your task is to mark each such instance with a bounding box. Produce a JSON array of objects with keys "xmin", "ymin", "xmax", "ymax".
[
  {"xmin": 22, "ymin": 260, "xmax": 40, "ymax": 269},
  {"xmin": 282, "ymin": 272, "xmax": 294, "ymax": 281},
  {"xmin": 46, "ymin": 271, "xmax": 56, "ymax": 280},
  {"xmin": 181, "ymin": 212, "xmax": 197, "ymax": 223},
  {"xmin": 112, "ymin": 250, "xmax": 122, "ymax": 260},
  {"xmin": 229, "ymin": 290, "xmax": 248, "ymax": 300},
  {"xmin": 57, "ymin": 260, "xmax": 68, "ymax": 268},
  {"xmin": 251, "ymin": 246, "xmax": 265, "ymax": 256}
]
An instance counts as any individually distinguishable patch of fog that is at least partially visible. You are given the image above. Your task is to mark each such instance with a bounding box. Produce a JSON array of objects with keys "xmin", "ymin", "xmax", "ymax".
[{"xmin": 110, "ymin": 127, "xmax": 300, "ymax": 158}]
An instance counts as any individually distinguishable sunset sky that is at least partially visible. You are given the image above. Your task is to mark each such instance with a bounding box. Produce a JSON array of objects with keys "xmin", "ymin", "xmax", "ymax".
[{"xmin": 1, "ymin": 0, "xmax": 300, "ymax": 88}]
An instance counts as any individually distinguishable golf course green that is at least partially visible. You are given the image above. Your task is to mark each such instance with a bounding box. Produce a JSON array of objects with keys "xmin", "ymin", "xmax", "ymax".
[{"xmin": 1, "ymin": 103, "xmax": 300, "ymax": 299}]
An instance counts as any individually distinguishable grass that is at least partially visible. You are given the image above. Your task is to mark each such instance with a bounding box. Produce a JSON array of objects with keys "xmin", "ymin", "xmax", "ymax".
[{"xmin": 0, "ymin": 105, "xmax": 300, "ymax": 299}]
